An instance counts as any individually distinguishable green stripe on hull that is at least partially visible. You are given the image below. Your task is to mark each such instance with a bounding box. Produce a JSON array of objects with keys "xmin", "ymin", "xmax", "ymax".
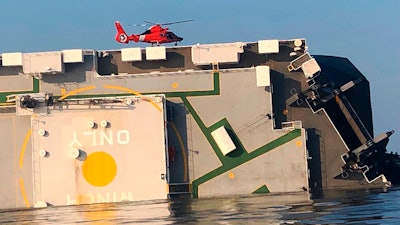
[
  {"xmin": 165, "ymin": 72, "xmax": 220, "ymax": 98},
  {"xmin": 181, "ymin": 99, "xmax": 248, "ymax": 161}
]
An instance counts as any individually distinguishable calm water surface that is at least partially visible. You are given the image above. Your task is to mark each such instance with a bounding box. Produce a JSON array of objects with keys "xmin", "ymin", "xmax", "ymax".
[{"xmin": 1, "ymin": 187, "xmax": 399, "ymax": 224}]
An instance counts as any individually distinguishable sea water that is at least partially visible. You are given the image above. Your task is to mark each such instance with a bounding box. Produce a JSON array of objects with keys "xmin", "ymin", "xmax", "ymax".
[{"xmin": 1, "ymin": 187, "xmax": 399, "ymax": 224}]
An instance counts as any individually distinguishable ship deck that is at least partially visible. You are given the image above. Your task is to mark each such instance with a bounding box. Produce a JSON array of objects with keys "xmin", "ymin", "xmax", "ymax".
[{"xmin": 0, "ymin": 39, "xmax": 386, "ymax": 209}]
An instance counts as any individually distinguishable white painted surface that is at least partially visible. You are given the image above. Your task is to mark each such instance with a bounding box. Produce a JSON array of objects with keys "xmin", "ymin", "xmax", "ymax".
[
  {"xmin": 211, "ymin": 126, "xmax": 236, "ymax": 156},
  {"xmin": 62, "ymin": 49, "xmax": 83, "ymax": 63},
  {"xmin": 1, "ymin": 52, "xmax": 23, "ymax": 66},
  {"xmin": 145, "ymin": 46, "xmax": 166, "ymax": 60},
  {"xmin": 121, "ymin": 47, "xmax": 142, "ymax": 62},
  {"xmin": 256, "ymin": 65, "xmax": 270, "ymax": 87},
  {"xmin": 258, "ymin": 39, "xmax": 279, "ymax": 54},
  {"xmin": 23, "ymin": 52, "xmax": 64, "ymax": 74},
  {"xmin": 191, "ymin": 43, "xmax": 245, "ymax": 65}
]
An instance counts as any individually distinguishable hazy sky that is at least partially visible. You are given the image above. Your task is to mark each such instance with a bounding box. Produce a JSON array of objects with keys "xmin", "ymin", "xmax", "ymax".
[{"xmin": 0, "ymin": 0, "xmax": 399, "ymax": 152}]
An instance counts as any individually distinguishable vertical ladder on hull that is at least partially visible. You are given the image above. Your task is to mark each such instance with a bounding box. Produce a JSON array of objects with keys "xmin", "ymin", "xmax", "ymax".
[
  {"xmin": 31, "ymin": 117, "xmax": 42, "ymax": 206},
  {"xmin": 186, "ymin": 113, "xmax": 194, "ymax": 184}
]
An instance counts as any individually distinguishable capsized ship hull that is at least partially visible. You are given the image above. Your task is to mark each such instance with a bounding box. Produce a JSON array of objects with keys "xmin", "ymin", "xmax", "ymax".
[{"xmin": 0, "ymin": 39, "xmax": 396, "ymax": 209}]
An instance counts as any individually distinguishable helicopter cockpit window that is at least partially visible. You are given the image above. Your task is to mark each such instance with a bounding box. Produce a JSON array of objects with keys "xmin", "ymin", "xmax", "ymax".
[
  {"xmin": 141, "ymin": 30, "xmax": 151, "ymax": 35},
  {"xmin": 166, "ymin": 32, "xmax": 175, "ymax": 40}
]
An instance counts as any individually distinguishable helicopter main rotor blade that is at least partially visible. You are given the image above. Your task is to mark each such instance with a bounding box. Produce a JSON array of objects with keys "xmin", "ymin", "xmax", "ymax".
[
  {"xmin": 127, "ymin": 23, "xmax": 148, "ymax": 27},
  {"xmin": 133, "ymin": 20, "xmax": 194, "ymax": 27},
  {"xmin": 162, "ymin": 20, "xmax": 194, "ymax": 26},
  {"xmin": 143, "ymin": 21, "xmax": 157, "ymax": 25}
]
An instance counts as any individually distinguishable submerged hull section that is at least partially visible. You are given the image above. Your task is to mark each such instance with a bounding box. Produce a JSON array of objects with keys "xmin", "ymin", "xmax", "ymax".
[{"xmin": 0, "ymin": 39, "xmax": 396, "ymax": 209}]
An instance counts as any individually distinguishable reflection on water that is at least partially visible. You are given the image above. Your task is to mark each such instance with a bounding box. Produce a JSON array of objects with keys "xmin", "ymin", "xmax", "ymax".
[{"xmin": 1, "ymin": 187, "xmax": 399, "ymax": 224}]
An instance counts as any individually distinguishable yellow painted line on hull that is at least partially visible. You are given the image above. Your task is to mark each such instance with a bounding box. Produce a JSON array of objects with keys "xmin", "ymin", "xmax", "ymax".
[
  {"xmin": 19, "ymin": 128, "xmax": 32, "ymax": 169},
  {"xmin": 170, "ymin": 122, "xmax": 188, "ymax": 182},
  {"xmin": 103, "ymin": 85, "xmax": 162, "ymax": 112},
  {"xmin": 58, "ymin": 85, "xmax": 96, "ymax": 100},
  {"xmin": 19, "ymin": 177, "xmax": 30, "ymax": 208}
]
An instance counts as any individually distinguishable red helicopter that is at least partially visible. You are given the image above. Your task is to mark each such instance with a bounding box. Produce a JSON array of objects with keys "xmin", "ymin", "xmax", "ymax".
[{"xmin": 115, "ymin": 20, "xmax": 193, "ymax": 46}]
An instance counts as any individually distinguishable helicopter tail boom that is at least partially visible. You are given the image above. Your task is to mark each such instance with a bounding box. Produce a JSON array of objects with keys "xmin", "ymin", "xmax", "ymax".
[{"xmin": 115, "ymin": 21, "xmax": 138, "ymax": 43}]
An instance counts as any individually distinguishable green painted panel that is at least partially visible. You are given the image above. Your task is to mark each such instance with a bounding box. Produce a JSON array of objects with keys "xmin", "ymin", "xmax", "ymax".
[{"xmin": 253, "ymin": 185, "xmax": 270, "ymax": 194}]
